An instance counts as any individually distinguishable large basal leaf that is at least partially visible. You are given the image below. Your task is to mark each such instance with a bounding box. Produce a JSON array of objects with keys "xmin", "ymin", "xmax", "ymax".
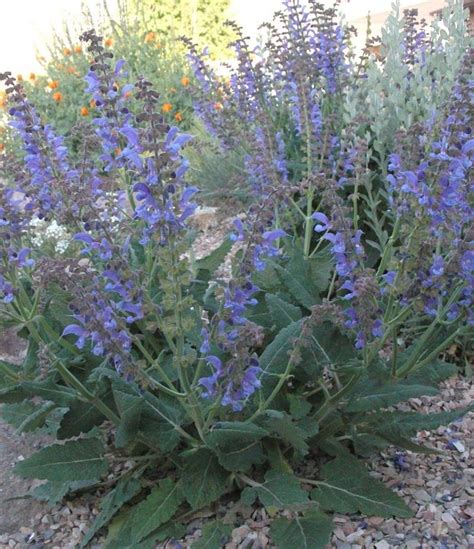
[
  {"xmin": 58, "ymin": 398, "xmax": 107, "ymax": 439},
  {"xmin": 206, "ymin": 421, "xmax": 268, "ymax": 471},
  {"xmin": 402, "ymin": 360, "xmax": 457, "ymax": 387},
  {"xmin": 113, "ymin": 386, "xmax": 144, "ymax": 448},
  {"xmin": 346, "ymin": 382, "xmax": 438, "ymax": 413},
  {"xmin": 181, "ymin": 449, "xmax": 229, "ymax": 510},
  {"xmin": 265, "ymin": 293, "xmax": 302, "ymax": 332},
  {"xmin": 0, "ymin": 383, "xmax": 28, "ymax": 404},
  {"xmin": 81, "ymin": 477, "xmax": 142, "ymax": 547},
  {"xmin": 261, "ymin": 411, "xmax": 309, "ymax": 453},
  {"xmin": 272, "ymin": 261, "xmax": 320, "ymax": 309},
  {"xmin": 14, "ymin": 438, "xmax": 108, "ymax": 482},
  {"xmin": 31, "ymin": 479, "xmax": 97, "ymax": 506},
  {"xmin": 192, "ymin": 520, "xmax": 232, "ymax": 549},
  {"xmin": 21, "ymin": 378, "xmax": 76, "ymax": 406},
  {"xmin": 270, "ymin": 509, "xmax": 333, "ymax": 549},
  {"xmin": 2, "ymin": 400, "xmax": 49, "ymax": 431},
  {"xmin": 241, "ymin": 470, "xmax": 309, "ymax": 509},
  {"xmin": 310, "ymin": 456, "xmax": 413, "ymax": 518},
  {"xmin": 259, "ymin": 319, "xmax": 303, "ymax": 385},
  {"xmin": 129, "ymin": 478, "xmax": 183, "ymax": 543},
  {"xmin": 362, "ymin": 406, "xmax": 473, "ymax": 438}
]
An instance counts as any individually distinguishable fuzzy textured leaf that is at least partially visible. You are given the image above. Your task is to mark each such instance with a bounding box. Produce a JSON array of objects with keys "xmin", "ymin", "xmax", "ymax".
[
  {"xmin": 14, "ymin": 438, "xmax": 107, "ymax": 482},
  {"xmin": 181, "ymin": 450, "xmax": 229, "ymax": 509},
  {"xmin": 192, "ymin": 520, "xmax": 232, "ymax": 549},
  {"xmin": 311, "ymin": 456, "xmax": 413, "ymax": 517},
  {"xmin": 81, "ymin": 477, "xmax": 142, "ymax": 546},
  {"xmin": 129, "ymin": 478, "xmax": 184, "ymax": 543},
  {"xmin": 270, "ymin": 510, "xmax": 332, "ymax": 549},
  {"xmin": 265, "ymin": 293, "xmax": 302, "ymax": 332},
  {"xmin": 346, "ymin": 383, "xmax": 438, "ymax": 413},
  {"xmin": 241, "ymin": 470, "xmax": 309, "ymax": 509}
]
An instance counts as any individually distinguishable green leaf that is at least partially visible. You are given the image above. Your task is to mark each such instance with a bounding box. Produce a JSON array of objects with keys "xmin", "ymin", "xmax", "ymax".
[
  {"xmin": 81, "ymin": 477, "xmax": 142, "ymax": 546},
  {"xmin": 262, "ymin": 411, "xmax": 309, "ymax": 453},
  {"xmin": 346, "ymin": 383, "xmax": 438, "ymax": 413},
  {"xmin": 181, "ymin": 449, "xmax": 229, "ymax": 510},
  {"xmin": 58, "ymin": 398, "xmax": 107, "ymax": 439},
  {"xmin": 14, "ymin": 438, "xmax": 108, "ymax": 482},
  {"xmin": 311, "ymin": 456, "xmax": 413, "ymax": 518},
  {"xmin": 15, "ymin": 401, "xmax": 57, "ymax": 433},
  {"xmin": 241, "ymin": 470, "xmax": 309, "ymax": 509},
  {"xmin": 288, "ymin": 395, "xmax": 312, "ymax": 420},
  {"xmin": 129, "ymin": 478, "xmax": 183, "ymax": 543},
  {"xmin": 206, "ymin": 421, "xmax": 268, "ymax": 471},
  {"xmin": 362, "ymin": 406, "xmax": 473, "ymax": 438},
  {"xmin": 0, "ymin": 384, "xmax": 28, "ymax": 403},
  {"xmin": 265, "ymin": 293, "xmax": 302, "ymax": 332},
  {"xmin": 2, "ymin": 400, "xmax": 44, "ymax": 430},
  {"xmin": 21, "ymin": 379, "xmax": 76, "ymax": 406},
  {"xmin": 272, "ymin": 261, "xmax": 319, "ymax": 308},
  {"xmin": 270, "ymin": 510, "xmax": 333, "ymax": 549},
  {"xmin": 113, "ymin": 387, "xmax": 144, "ymax": 448},
  {"xmin": 192, "ymin": 520, "xmax": 232, "ymax": 549},
  {"xmin": 403, "ymin": 360, "xmax": 457, "ymax": 387},
  {"xmin": 31, "ymin": 479, "xmax": 97, "ymax": 506},
  {"xmin": 260, "ymin": 319, "xmax": 302, "ymax": 380}
]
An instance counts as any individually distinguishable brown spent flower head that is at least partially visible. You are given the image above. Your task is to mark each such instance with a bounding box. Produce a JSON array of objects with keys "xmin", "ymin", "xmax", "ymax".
[
  {"xmin": 0, "ymin": 143, "xmax": 5, "ymax": 152},
  {"xmin": 89, "ymin": 98, "xmax": 96, "ymax": 108},
  {"xmin": 162, "ymin": 102, "xmax": 173, "ymax": 113},
  {"xmin": 175, "ymin": 112, "xmax": 183, "ymax": 122},
  {"xmin": 29, "ymin": 73, "xmax": 36, "ymax": 82},
  {"xmin": 52, "ymin": 91, "xmax": 63, "ymax": 102},
  {"xmin": 80, "ymin": 106, "xmax": 90, "ymax": 116},
  {"xmin": 16, "ymin": 74, "xmax": 23, "ymax": 82}
]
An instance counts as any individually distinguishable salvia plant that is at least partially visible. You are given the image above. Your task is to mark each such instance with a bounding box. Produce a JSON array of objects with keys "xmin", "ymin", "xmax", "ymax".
[{"xmin": 0, "ymin": 1, "xmax": 472, "ymax": 546}]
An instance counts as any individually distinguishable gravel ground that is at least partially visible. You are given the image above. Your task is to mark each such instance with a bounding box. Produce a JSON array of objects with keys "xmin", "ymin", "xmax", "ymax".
[{"xmin": 0, "ymin": 212, "xmax": 472, "ymax": 548}]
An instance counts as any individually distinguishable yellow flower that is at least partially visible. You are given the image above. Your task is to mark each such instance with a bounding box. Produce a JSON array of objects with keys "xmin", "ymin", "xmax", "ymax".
[
  {"xmin": 80, "ymin": 106, "xmax": 90, "ymax": 116},
  {"xmin": 162, "ymin": 102, "xmax": 173, "ymax": 113},
  {"xmin": 104, "ymin": 37, "xmax": 113, "ymax": 47},
  {"xmin": 16, "ymin": 74, "xmax": 23, "ymax": 82},
  {"xmin": 144, "ymin": 31, "xmax": 155, "ymax": 43},
  {"xmin": 29, "ymin": 73, "xmax": 37, "ymax": 82},
  {"xmin": 180, "ymin": 76, "xmax": 190, "ymax": 87},
  {"xmin": 0, "ymin": 92, "xmax": 7, "ymax": 110},
  {"xmin": 48, "ymin": 80, "xmax": 59, "ymax": 89},
  {"xmin": 52, "ymin": 92, "xmax": 63, "ymax": 102},
  {"xmin": 175, "ymin": 112, "xmax": 183, "ymax": 122}
]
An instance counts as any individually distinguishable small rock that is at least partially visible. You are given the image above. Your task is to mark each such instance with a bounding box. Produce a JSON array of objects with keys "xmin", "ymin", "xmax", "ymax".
[{"xmin": 374, "ymin": 541, "xmax": 391, "ymax": 549}]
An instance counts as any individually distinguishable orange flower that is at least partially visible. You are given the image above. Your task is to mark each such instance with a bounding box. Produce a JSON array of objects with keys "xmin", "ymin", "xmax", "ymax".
[
  {"xmin": 0, "ymin": 143, "xmax": 5, "ymax": 153},
  {"xmin": 48, "ymin": 80, "xmax": 59, "ymax": 89},
  {"xmin": 0, "ymin": 92, "xmax": 6, "ymax": 109},
  {"xmin": 180, "ymin": 76, "xmax": 190, "ymax": 87},
  {"xmin": 114, "ymin": 147, "xmax": 122, "ymax": 156},
  {"xmin": 89, "ymin": 98, "xmax": 96, "ymax": 108},
  {"xmin": 52, "ymin": 92, "xmax": 63, "ymax": 102},
  {"xmin": 144, "ymin": 31, "xmax": 155, "ymax": 43},
  {"xmin": 169, "ymin": 87, "xmax": 177, "ymax": 94},
  {"xmin": 29, "ymin": 73, "xmax": 37, "ymax": 82},
  {"xmin": 104, "ymin": 37, "xmax": 113, "ymax": 47},
  {"xmin": 80, "ymin": 106, "xmax": 90, "ymax": 116},
  {"xmin": 123, "ymin": 90, "xmax": 132, "ymax": 99},
  {"xmin": 17, "ymin": 74, "xmax": 23, "ymax": 82},
  {"xmin": 213, "ymin": 101, "xmax": 223, "ymax": 110},
  {"xmin": 63, "ymin": 48, "xmax": 72, "ymax": 56},
  {"xmin": 74, "ymin": 45, "xmax": 82, "ymax": 54},
  {"xmin": 162, "ymin": 102, "xmax": 173, "ymax": 113},
  {"xmin": 66, "ymin": 66, "xmax": 79, "ymax": 75},
  {"xmin": 175, "ymin": 112, "xmax": 183, "ymax": 122}
]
